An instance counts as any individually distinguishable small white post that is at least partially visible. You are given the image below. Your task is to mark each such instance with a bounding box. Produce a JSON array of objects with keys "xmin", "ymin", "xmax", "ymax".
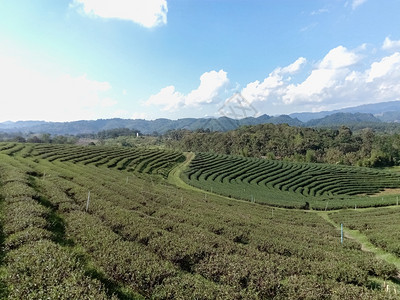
[
  {"xmin": 86, "ymin": 191, "xmax": 91, "ymax": 212},
  {"xmin": 126, "ymin": 176, "xmax": 129, "ymax": 184},
  {"xmin": 43, "ymin": 172, "xmax": 46, "ymax": 180},
  {"xmin": 325, "ymin": 202, "xmax": 328, "ymax": 211},
  {"xmin": 341, "ymin": 223, "xmax": 343, "ymax": 244}
]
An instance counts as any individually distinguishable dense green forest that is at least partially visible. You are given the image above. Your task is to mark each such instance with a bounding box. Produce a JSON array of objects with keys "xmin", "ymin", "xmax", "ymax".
[{"xmin": 164, "ymin": 124, "xmax": 400, "ymax": 167}]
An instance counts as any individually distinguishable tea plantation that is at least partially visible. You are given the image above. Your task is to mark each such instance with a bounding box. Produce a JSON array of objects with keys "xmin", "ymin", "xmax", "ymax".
[
  {"xmin": 0, "ymin": 143, "xmax": 399, "ymax": 299},
  {"xmin": 183, "ymin": 152, "xmax": 400, "ymax": 209}
]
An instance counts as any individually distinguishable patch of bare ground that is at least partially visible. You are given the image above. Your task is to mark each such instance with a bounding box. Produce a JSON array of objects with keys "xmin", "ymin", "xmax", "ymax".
[{"xmin": 369, "ymin": 188, "xmax": 400, "ymax": 197}]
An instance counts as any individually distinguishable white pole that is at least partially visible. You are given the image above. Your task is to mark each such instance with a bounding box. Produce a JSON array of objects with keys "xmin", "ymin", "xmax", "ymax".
[
  {"xmin": 86, "ymin": 191, "xmax": 91, "ymax": 212},
  {"xmin": 341, "ymin": 223, "xmax": 343, "ymax": 244}
]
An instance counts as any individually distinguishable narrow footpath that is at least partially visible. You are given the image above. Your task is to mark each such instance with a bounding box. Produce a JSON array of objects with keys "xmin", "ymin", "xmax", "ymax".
[{"xmin": 319, "ymin": 211, "xmax": 400, "ymax": 272}]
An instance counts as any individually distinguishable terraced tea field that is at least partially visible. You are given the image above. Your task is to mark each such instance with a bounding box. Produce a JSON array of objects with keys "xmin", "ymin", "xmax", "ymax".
[
  {"xmin": 183, "ymin": 152, "xmax": 400, "ymax": 209},
  {"xmin": 1, "ymin": 143, "xmax": 400, "ymax": 299},
  {"xmin": 0, "ymin": 142, "xmax": 185, "ymax": 177}
]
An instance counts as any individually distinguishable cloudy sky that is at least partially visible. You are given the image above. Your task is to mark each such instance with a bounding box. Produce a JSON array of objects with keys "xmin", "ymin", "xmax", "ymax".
[{"xmin": 1, "ymin": 0, "xmax": 400, "ymax": 122}]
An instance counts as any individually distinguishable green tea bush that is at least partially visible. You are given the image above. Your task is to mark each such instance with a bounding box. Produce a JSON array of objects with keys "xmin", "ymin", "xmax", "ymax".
[{"xmin": 184, "ymin": 152, "xmax": 400, "ymax": 209}]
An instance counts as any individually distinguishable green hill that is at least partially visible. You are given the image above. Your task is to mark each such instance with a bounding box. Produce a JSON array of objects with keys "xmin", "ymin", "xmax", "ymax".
[{"xmin": 1, "ymin": 143, "xmax": 400, "ymax": 298}]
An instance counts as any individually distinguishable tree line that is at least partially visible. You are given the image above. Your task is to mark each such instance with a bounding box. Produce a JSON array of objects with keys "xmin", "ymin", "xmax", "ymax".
[
  {"xmin": 0, "ymin": 128, "xmax": 142, "ymax": 145},
  {"xmin": 163, "ymin": 123, "xmax": 400, "ymax": 167},
  {"xmin": 79, "ymin": 128, "xmax": 141, "ymax": 139},
  {"xmin": 0, "ymin": 132, "xmax": 78, "ymax": 144}
]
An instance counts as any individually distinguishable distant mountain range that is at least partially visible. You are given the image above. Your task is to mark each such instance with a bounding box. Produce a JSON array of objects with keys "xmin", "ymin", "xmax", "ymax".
[
  {"xmin": 1, "ymin": 100, "xmax": 400, "ymax": 136},
  {"xmin": 0, "ymin": 115, "xmax": 301, "ymax": 135},
  {"xmin": 290, "ymin": 100, "xmax": 400, "ymax": 122}
]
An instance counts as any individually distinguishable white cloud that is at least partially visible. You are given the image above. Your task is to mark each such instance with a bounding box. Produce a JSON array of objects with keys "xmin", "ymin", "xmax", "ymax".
[
  {"xmin": 241, "ymin": 57, "xmax": 306, "ymax": 104},
  {"xmin": 283, "ymin": 68, "xmax": 346, "ymax": 104},
  {"xmin": 143, "ymin": 44, "xmax": 400, "ymax": 116},
  {"xmin": 280, "ymin": 46, "xmax": 360, "ymax": 104},
  {"xmin": 0, "ymin": 55, "xmax": 116, "ymax": 122},
  {"xmin": 186, "ymin": 70, "xmax": 228, "ymax": 106},
  {"xmin": 241, "ymin": 74, "xmax": 282, "ymax": 103},
  {"xmin": 367, "ymin": 52, "xmax": 400, "ymax": 82},
  {"xmin": 281, "ymin": 46, "xmax": 360, "ymax": 104},
  {"xmin": 71, "ymin": 0, "xmax": 168, "ymax": 28},
  {"xmin": 319, "ymin": 46, "xmax": 360, "ymax": 69},
  {"xmin": 281, "ymin": 57, "xmax": 307, "ymax": 74},
  {"xmin": 145, "ymin": 70, "xmax": 228, "ymax": 111},
  {"xmin": 382, "ymin": 37, "xmax": 400, "ymax": 51},
  {"xmin": 352, "ymin": 0, "xmax": 367, "ymax": 10},
  {"xmin": 239, "ymin": 45, "xmax": 400, "ymax": 113},
  {"xmin": 146, "ymin": 86, "xmax": 184, "ymax": 111}
]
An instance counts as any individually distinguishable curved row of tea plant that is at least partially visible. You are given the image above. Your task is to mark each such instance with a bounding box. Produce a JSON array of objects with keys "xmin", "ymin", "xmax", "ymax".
[
  {"xmin": 0, "ymin": 143, "xmax": 184, "ymax": 178},
  {"xmin": 0, "ymin": 152, "xmax": 397, "ymax": 298},
  {"xmin": 0, "ymin": 154, "xmax": 114, "ymax": 299},
  {"xmin": 183, "ymin": 152, "xmax": 400, "ymax": 209}
]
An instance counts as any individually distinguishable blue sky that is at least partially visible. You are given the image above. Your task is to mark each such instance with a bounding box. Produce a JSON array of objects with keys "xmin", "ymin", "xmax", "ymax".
[{"xmin": 1, "ymin": 0, "xmax": 400, "ymax": 122}]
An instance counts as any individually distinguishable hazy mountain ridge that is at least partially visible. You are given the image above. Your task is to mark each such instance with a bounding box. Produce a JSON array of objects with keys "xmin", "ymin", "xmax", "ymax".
[
  {"xmin": 290, "ymin": 100, "xmax": 400, "ymax": 122},
  {"xmin": 1, "ymin": 101, "xmax": 400, "ymax": 135},
  {"xmin": 0, "ymin": 115, "xmax": 303, "ymax": 135},
  {"xmin": 305, "ymin": 113, "xmax": 381, "ymax": 127}
]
